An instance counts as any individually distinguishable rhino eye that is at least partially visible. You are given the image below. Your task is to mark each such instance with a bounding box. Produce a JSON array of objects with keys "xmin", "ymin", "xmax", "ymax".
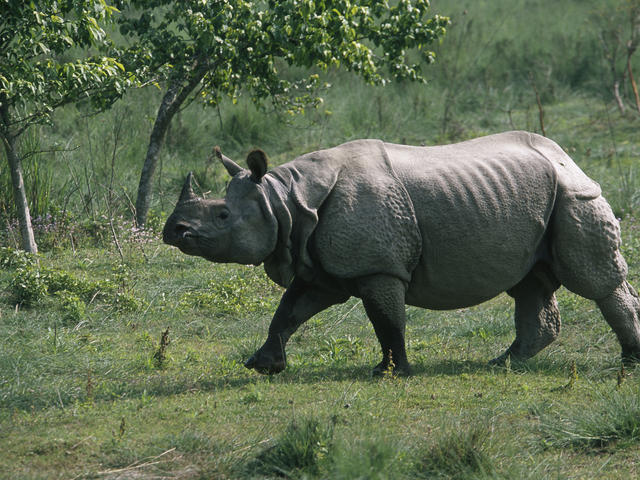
[{"xmin": 218, "ymin": 210, "xmax": 229, "ymax": 220}]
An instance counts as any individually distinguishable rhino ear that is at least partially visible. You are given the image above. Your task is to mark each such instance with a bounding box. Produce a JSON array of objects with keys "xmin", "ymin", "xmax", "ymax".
[
  {"xmin": 214, "ymin": 145, "xmax": 243, "ymax": 177},
  {"xmin": 179, "ymin": 172, "xmax": 196, "ymax": 202},
  {"xmin": 246, "ymin": 149, "xmax": 268, "ymax": 182}
]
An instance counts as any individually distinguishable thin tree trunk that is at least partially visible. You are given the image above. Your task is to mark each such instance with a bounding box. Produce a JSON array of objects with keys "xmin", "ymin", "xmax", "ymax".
[
  {"xmin": 614, "ymin": 79, "xmax": 626, "ymax": 114},
  {"xmin": 628, "ymin": 55, "xmax": 640, "ymax": 114},
  {"xmin": 1, "ymin": 134, "xmax": 38, "ymax": 253},
  {"xmin": 0, "ymin": 100, "xmax": 38, "ymax": 253},
  {"xmin": 135, "ymin": 67, "xmax": 208, "ymax": 227}
]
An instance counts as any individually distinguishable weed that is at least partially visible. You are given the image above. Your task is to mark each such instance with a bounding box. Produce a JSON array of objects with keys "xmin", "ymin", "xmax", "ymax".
[
  {"xmin": 0, "ymin": 246, "xmax": 37, "ymax": 269},
  {"xmin": 54, "ymin": 290, "xmax": 86, "ymax": 324},
  {"xmin": 153, "ymin": 327, "xmax": 171, "ymax": 369},
  {"xmin": 85, "ymin": 370, "xmax": 94, "ymax": 404},
  {"xmin": 9, "ymin": 266, "xmax": 48, "ymax": 307}
]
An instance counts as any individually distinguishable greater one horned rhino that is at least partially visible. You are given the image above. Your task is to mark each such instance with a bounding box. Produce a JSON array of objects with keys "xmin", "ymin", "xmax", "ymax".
[{"xmin": 163, "ymin": 131, "xmax": 640, "ymax": 376}]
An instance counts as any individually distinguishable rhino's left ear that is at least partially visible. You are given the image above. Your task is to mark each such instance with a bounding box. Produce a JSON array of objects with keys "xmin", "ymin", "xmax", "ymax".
[
  {"xmin": 247, "ymin": 149, "xmax": 268, "ymax": 182},
  {"xmin": 215, "ymin": 146, "xmax": 244, "ymax": 177}
]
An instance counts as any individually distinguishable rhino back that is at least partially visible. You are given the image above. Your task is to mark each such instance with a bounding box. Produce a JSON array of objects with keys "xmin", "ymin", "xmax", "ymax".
[{"xmin": 387, "ymin": 132, "xmax": 561, "ymax": 309}]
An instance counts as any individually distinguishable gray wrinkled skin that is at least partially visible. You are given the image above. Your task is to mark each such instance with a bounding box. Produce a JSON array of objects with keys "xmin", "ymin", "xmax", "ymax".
[{"xmin": 163, "ymin": 131, "xmax": 640, "ymax": 376}]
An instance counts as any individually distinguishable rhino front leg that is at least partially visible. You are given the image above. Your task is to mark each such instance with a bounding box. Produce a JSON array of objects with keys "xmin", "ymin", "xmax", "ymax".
[
  {"xmin": 245, "ymin": 277, "xmax": 348, "ymax": 374},
  {"xmin": 596, "ymin": 280, "xmax": 640, "ymax": 364},
  {"xmin": 357, "ymin": 275, "xmax": 411, "ymax": 376}
]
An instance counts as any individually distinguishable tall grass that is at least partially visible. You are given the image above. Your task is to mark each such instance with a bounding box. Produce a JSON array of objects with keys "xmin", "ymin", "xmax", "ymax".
[{"xmin": 539, "ymin": 384, "xmax": 640, "ymax": 449}]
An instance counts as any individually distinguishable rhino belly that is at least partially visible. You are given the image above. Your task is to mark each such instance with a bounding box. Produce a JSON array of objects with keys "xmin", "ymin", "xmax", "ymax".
[{"xmin": 390, "ymin": 144, "xmax": 557, "ymax": 310}]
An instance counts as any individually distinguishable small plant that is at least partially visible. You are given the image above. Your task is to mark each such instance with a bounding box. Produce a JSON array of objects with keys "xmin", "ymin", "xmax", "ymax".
[
  {"xmin": 617, "ymin": 363, "xmax": 626, "ymax": 389},
  {"xmin": 55, "ymin": 290, "xmax": 86, "ymax": 324},
  {"xmin": 113, "ymin": 291, "xmax": 142, "ymax": 312},
  {"xmin": 153, "ymin": 327, "xmax": 171, "ymax": 369},
  {"xmin": 383, "ymin": 349, "xmax": 396, "ymax": 379},
  {"xmin": 86, "ymin": 371, "xmax": 94, "ymax": 404},
  {"xmin": 9, "ymin": 266, "xmax": 48, "ymax": 307},
  {"xmin": 567, "ymin": 359, "xmax": 578, "ymax": 389},
  {"xmin": 117, "ymin": 417, "xmax": 126, "ymax": 440},
  {"xmin": 0, "ymin": 246, "xmax": 37, "ymax": 269}
]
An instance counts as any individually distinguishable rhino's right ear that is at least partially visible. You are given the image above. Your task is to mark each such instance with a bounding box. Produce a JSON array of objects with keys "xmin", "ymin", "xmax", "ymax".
[
  {"xmin": 247, "ymin": 149, "xmax": 268, "ymax": 182},
  {"xmin": 179, "ymin": 172, "xmax": 196, "ymax": 202},
  {"xmin": 214, "ymin": 145, "xmax": 243, "ymax": 177}
]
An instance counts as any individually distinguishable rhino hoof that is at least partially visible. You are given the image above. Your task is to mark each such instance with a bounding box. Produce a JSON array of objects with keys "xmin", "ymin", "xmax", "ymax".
[
  {"xmin": 244, "ymin": 352, "xmax": 286, "ymax": 375},
  {"xmin": 371, "ymin": 362, "xmax": 411, "ymax": 378},
  {"xmin": 622, "ymin": 351, "xmax": 640, "ymax": 366}
]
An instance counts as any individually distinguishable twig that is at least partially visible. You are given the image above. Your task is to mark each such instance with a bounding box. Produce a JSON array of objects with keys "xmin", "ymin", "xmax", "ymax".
[
  {"xmin": 108, "ymin": 213, "xmax": 125, "ymax": 262},
  {"xmin": 231, "ymin": 438, "xmax": 272, "ymax": 455},
  {"xmin": 95, "ymin": 448, "xmax": 176, "ymax": 475},
  {"xmin": 529, "ymin": 72, "xmax": 546, "ymax": 136}
]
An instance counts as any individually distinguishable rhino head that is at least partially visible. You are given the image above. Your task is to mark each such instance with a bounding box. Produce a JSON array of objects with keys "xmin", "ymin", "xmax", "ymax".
[{"xmin": 162, "ymin": 148, "xmax": 278, "ymax": 266}]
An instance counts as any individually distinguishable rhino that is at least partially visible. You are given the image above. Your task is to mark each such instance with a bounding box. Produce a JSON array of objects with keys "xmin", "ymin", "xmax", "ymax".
[{"xmin": 163, "ymin": 131, "xmax": 640, "ymax": 376}]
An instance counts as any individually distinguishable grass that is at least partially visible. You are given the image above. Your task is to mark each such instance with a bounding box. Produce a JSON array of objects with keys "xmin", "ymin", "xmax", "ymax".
[
  {"xmin": 1, "ymin": 0, "xmax": 640, "ymax": 477},
  {"xmin": 1, "ymin": 213, "xmax": 640, "ymax": 478}
]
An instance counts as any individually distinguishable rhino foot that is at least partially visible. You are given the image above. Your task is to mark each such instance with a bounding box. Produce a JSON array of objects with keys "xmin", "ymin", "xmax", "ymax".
[
  {"xmin": 622, "ymin": 351, "xmax": 640, "ymax": 367},
  {"xmin": 488, "ymin": 352, "xmax": 509, "ymax": 366},
  {"xmin": 371, "ymin": 360, "xmax": 411, "ymax": 378},
  {"xmin": 244, "ymin": 349, "xmax": 286, "ymax": 375}
]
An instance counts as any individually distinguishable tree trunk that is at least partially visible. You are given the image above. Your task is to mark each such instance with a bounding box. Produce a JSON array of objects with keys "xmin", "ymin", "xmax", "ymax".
[
  {"xmin": 1, "ymin": 135, "xmax": 38, "ymax": 254},
  {"xmin": 0, "ymin": 100, "xmax": 38, "ymax": 253},
  {"xmin": 613, "ymin": 79, "xmax": 626, "ymax": 114},
  {"xmin": 628, "ymin": 52, "xmax": 640, "ymax": 114},
  {"xmin": 135, "ymin": 67, "xmax": 208, "ymax": 227}
]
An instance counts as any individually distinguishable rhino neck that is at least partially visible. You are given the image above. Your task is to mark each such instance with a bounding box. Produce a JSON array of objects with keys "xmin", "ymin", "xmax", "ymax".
[{"xmin": 261, "ymin": 163, "xmax": 340, "ymax": 287}]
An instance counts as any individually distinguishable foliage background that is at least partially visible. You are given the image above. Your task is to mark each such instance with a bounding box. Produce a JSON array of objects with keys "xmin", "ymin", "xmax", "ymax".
[{"xmin": 2, "ymin": 0, "xmax": 640, "ymax": 478}]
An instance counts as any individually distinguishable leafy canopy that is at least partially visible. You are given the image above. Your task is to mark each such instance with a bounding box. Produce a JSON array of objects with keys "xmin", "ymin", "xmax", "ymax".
[
  {"xmin": 0, "ymin": 0, "xmax": 133, "ymax": 135},
  {"xmin": 119, "ymin": 0, "xmax": 449, "ymax": 113}
]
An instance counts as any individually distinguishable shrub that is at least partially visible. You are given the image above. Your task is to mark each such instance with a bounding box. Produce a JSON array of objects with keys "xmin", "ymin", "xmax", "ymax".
[{"xmin": 9, "ymin": 266, "xmax": 48, "ymax": 307}]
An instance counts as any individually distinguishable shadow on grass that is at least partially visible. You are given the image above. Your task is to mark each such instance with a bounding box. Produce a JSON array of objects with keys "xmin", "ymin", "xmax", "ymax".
[{"xmin": 2, "ymin": 353, "xmax": 627, "ymax": 414}]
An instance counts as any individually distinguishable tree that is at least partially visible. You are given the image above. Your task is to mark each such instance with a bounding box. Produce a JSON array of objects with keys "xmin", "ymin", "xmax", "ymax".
[
  {"xmin": 594, "ymin": 0, "xmax": 640, "ymax": 114},
  {"xmin": 0, "ymin": 0, "xmax": 132, "ymax": 253},
  {"xmin": 119, "ymin": 0, "xmax": 449, "ymax": 227}
]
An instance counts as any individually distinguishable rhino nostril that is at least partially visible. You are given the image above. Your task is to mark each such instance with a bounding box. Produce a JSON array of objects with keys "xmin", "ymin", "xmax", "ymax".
[{"xmin": 175, "ymin": 224, "xmax": 191, "ymax": 238}]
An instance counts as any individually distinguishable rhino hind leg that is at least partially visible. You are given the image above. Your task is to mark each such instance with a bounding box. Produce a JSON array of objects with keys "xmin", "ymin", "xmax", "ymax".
[
  {"xmin": 357, "ymin": 274, "xmax": 411, "ymax": 376},
  {"xmin": 491, "ymin": 263, "xmax": 561, "ymax": 365}
]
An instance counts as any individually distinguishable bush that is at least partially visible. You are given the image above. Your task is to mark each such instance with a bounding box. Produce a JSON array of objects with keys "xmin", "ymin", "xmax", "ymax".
[{"xmin": 9, "ymin": 266, "xmax": 48, "ymax": 307}]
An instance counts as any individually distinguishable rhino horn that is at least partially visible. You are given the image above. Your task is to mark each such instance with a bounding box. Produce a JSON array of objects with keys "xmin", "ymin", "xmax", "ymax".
[
  {"xmin": 179, "ymin": 172, "xmax": 196, "ymax": 202},
  {"xmin": 215, "ymin": 145, "xmax": 243, "ymax": 176}
]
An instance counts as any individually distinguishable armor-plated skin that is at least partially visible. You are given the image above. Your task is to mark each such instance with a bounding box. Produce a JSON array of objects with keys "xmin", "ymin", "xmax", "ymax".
[{"xmin": 163, "ymin": 131, "xmax": 640, "ymax": 375}]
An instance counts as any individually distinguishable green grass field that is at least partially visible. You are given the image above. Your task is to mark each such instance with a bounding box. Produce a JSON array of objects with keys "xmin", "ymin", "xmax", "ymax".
[
  {"xmin": 2, "ymin": 0, "xmax": 640, "ymax": 477},
  {"xmin": 1, "ymin": 215, "xmax": 640, "ymax": 479}
]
